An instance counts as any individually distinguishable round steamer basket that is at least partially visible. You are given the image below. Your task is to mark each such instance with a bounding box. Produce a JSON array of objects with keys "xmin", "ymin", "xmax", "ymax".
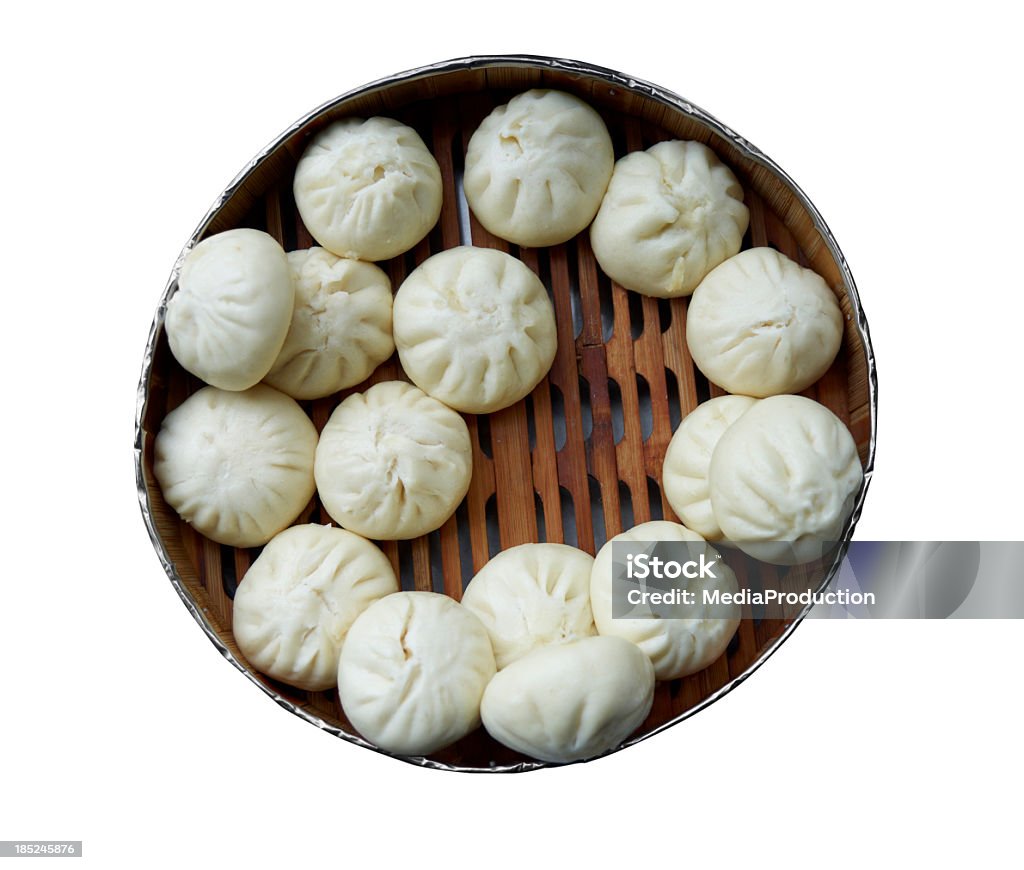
[{"xmin": 135, "ymin": 55, "xmax": 877, "ymax": 772}]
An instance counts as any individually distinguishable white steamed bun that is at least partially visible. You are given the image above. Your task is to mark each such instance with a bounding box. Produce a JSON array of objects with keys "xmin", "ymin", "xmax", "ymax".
[
  {"xmin": 393, "ymin": 246, "xmax": 557, "ymax": 414},
  {"xmin": 232, "ymin": 524, "xmax": 398, "ymax": 691},
  {"xmin": 165, "ymin": 228, "xmax": 294, "ymax": 391},
  {"xmin": 293, "ymin": 117, "xmax": 442, "ymax": 261},
  {"xmin": 460, "ymin": 543, "xmax": 596, "ymax": 670},
  {"xmin": 686, "ymin": 247, "xmax": 844, "ymax": 396},
  {"xmin": 337, "ymin": 591, "xmax": 496, "ymax": 756},
  {"xmin": 590, "ymin": 140, "xmax": 749, "ymax": 298},
  {"xmin": 709, "ymin": 394, "xmax": 863, "ymax": 565},
  {"xmin": 263, "ymin": 248, "xmax": 394, "ymax": 399},
  {"xmin": 480, "ymin": 636, "xmax": 654, "ymax": 763},
  {"xmin": 590, "ymin": 521, "xmax": 740, "ymax": 680},
  {"xmin": 464, "ymin": 89, "xmax": 614, "ymax": 247},
  {"xmin": 662, "ymin": 395, "xmax": 759, "ymax": 540},
  {"xmin": 314, "ymin": 381, "xmax": 472, "ymax": 540},
  {"xmin": 153, "ymin": 384, "xmax": 317, "ymax": 548}
]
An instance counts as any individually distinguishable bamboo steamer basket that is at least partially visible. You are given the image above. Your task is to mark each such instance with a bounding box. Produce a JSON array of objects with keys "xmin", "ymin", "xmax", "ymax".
[{"xmin": 135, "ymin": 56, "xmax": 877, "ymax": 772}]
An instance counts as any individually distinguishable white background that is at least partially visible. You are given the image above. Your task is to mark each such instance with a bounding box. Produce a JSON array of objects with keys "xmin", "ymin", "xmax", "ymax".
[{"xmin": 1, "ymin": 2, "xmax": 1020, "ymax": 866}]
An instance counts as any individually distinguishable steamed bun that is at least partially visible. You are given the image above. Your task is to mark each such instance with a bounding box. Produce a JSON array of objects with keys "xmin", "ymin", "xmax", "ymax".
[
  {"xmin": 393, "ymin": 246, "xmax": 557, "ymax": 413},
  {"xmin": 590, "ymin": 140, "xmax": 749, "ymax": 298},
  {"xmin": 293, "ymin": 117, "xmax": 442, "ymax": 262},
  {"xmin": 232, "ymin": 524, "xmax": 398, "ymax": 691},
  {"xmin": 337, "ymin": 591, "xmax": 496, "ymax": 756},
  {"xmin": 662, "ymin": 395, "xmax": 759, "ymax": 540},
  {"xmin": 314, "ymin": 381, "xmax": 472, "ymax": 540},
  {"xmin": 153, "ymin": 385, "xmax": 317, "ymax": 548},
  {"xmin": 464, "ymin": 89, "xmax": 614, "ymax": 247},
  {"xmin": 480, "ymin": 636, "xmax": 654, "ymax": 763},
  {"xmin": 263, "ymin": 248, "xmax": 394, "ymax": 400},
  {"xmin": 686, "ymin": 247, "xmax": 844, "ymax": 396},
  {"xmin": 460, "ymin": 543, "xmax": 596, "ymax": 670},
  {"xmin": 165, "ymin": 228, "xmax": 294, "ymax": 391},
  {"xmin": 590, "ymin": 521, "xmax": 740, "ymax": 680},
  {"xmin": 709, "ymin": 395, "xmax": 863, "ymax": 565}
]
